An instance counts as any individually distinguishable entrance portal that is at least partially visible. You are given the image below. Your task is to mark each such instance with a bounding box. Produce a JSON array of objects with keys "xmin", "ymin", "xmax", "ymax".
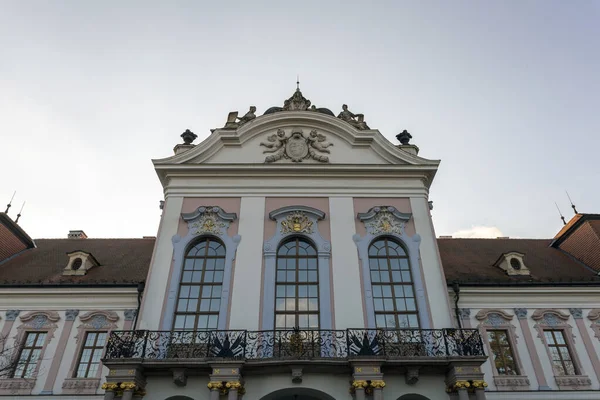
[{"xmin": 259, "ymin": 388, "xmax": 336, "ymax": 400}]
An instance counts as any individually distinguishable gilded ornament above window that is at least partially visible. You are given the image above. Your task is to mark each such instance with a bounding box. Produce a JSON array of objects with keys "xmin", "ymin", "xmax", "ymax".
[
  {"xmin": 280, "ymin": 211, "xmax": 313, "ymax": 234},
  {"xmin": 181, "ymin": 206, "xmax": 237, "ymax": 237},
  {"xmin": 360, "ymin": 206, "xmax": 410, "ymax": 236}
]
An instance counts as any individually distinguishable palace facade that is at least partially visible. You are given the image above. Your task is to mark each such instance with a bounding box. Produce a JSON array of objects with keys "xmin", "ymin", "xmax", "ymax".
[{"xmin": 0, "ymin": 88, "xmax": 599, "ymax": 400}]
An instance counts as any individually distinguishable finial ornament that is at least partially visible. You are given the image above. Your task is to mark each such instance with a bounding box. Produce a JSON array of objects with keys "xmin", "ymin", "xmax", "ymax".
[
  {"xmin": 180, "ymin": 129, "xmax": 197, "ymax": 145},
  {"xmin": 5, "ymin": 191, "xmax": 15, "ymax": 214},
  {"xmin": 297, "ymin": 75, "xmax": 300, "ymax": 91},
  {"xmin": 396, "ymin": 130, "xmax": 412, "ymax": 145}
]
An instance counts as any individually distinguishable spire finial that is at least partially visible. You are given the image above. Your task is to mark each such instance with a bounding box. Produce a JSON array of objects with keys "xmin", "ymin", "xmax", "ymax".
[
  {"xmin": 15, "ymin": 201, "xmax": 25, "ymax": 224},
  {"xmin": 566, "ymin": 191, "xmax": 578, "ymax": 214},
  {"xmin": 296, "ymin": 75, "xmax": 300, "ymax": 91},
  {"xmin": 5, "ymin": 191, "xmax": 16, "ymax": 214},
  {"xmin": 555, "ymin": 202, "xmax": 567, "ymax": 225}
]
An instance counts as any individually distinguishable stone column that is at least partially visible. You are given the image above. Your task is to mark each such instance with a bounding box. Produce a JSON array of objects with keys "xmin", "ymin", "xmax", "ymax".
[
  {"xmin": 226, "ymin": 381, "xmax": 243, "ymax": 400},
  {"xmin": 101, "ymin": 383, "xmax": 118, "ymax": 400},
  {"xmin": 120, "ymin": 382, "xmax": 137, "ymax": 400},
  {"xmin": 351, "ymin": 380, "xmax": 368, "ymax": 400},
  {"xmin": 370, "ymin": 380, "xmax": 386, "ymax": 400},
  {"xmin": 207, "ymin": 382, "xmax": 223, "ymax": 400},
  {"xmin": 454, "ymin": 381, "xmax": 470, "ymax": 400},
  {"xmin": 514, "ymin": 308, "xmax": 550, "ymax": 389},
  {"xmin": 41, "ymin": 309, "xmax": 78, "ymax": 394},
  {"xmin": 472, "ymin": 380, "xmax": 488, "ymax": 400}
]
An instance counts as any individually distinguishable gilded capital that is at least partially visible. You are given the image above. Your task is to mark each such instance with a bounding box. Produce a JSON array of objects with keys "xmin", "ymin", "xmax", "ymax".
[
  {"xmin": 120, "ymin": 382, "xmax": 137, "ymax": 391},
  {"xmin": 101, "ymin": 382, "xmax": 119, "ymax": 391},
  {"xmin": 370, "ymin": 380, "xmax": 386, "ymax": 389},
  {"xmin": 226, "ymin": 381, "xmax": 243, "ymax": 390},
  {"xmin": 352, "ymin": 380, "xmax": 368, "ymax": 389},
  {"xmin": 207, "ymin": 381, "xmax": 224, "ymax": 391},
  {"xmin": 454, "ymin": 380, "xmax": 471, "ymax": 389},
  {"xmin": 472, "ymin": 380, "xmax": 488, "ymax": 389}
]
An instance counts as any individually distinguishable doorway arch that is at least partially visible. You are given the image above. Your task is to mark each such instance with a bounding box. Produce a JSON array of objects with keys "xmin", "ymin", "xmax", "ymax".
[
  {"xmin": 259, "ymin": 388, "xmax": 336, "ymax": 400},
  {"xmin": 397, "ymin": 395, "xmax": 432, "ymax": 400}
]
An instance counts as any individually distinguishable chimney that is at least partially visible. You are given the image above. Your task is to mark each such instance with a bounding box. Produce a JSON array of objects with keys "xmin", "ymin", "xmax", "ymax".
[{"xmin": 68, "ymin": 230, "xmax": 88, "ymax": 239}]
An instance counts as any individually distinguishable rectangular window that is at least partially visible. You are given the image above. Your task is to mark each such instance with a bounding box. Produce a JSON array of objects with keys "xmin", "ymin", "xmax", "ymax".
[
  {"xmin": 544, "ymin": 329, "xmax": 576, "ymax": 376},
  {"xmin": 75, "ymin": 331, "xmax": 107, "ymax": 378},
  {"xmin": 488, "ymin": 329, "xmax": 519, "ymax": 375},
  {"xmin": 13, "ymin": 332, "xmax": 46, "ymax": 378}
]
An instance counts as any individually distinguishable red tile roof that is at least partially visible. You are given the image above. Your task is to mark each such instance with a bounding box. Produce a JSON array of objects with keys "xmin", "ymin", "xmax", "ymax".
[
  {"xmin": 0, "ymin": 238, "xmax": 155, "ymax": 286},
  {"xmin": 437, "ymin": 238, "xmax": 600, "ymax": 285}
]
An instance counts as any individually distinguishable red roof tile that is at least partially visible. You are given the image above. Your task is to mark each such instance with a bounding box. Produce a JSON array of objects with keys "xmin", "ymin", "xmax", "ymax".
[{"xmin": 0, "ymin": 239, "xmax": 155, "ymax": 286}]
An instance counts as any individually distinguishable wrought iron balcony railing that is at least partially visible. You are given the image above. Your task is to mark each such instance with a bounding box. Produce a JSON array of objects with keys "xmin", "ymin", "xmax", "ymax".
[{"xmin": 104, "ymin": 328, "xmax": 484, "ymax": 361}]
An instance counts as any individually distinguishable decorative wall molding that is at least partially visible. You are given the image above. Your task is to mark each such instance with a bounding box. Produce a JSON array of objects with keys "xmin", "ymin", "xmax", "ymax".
[
  {"xmin": 554, "ymin": 375, "xmax": 592, "ymax": 390},
  {"xmin": 531, "ymin": 308, "xmax": 570, "ymax": 324},
  {"xmin": 62, "ymin": 378, "xmax": 100, "ymax": 395},
  {"xmin": 589, "ymin": 309, "xmax": 600, "ymax": 339},
  {"xmin": 6, "ymin": 310, "xmax": 20, "ymax": 321},
  {"xmin": 475, "ymin": 309, "xmax": 514, "ymax": 323},
  {"xmin": 532, "ymin": 308, "xmax": 588, "ymax": 384},
  {"xmin": 124, "ymin": 309, "xmax": 137, "ymax": 321},
  {"xmin": 514, "ymin": 308, "xmax": 528, "ymax": 319},
  {"xmin": 569, "ymin": 308, "xmax": 583, "ymax": 319},
  {"xmin": 352, "ymin": 206, "xmax": 429, "ymax": 329},
  {"xmin": 7, "ymin": 311, "xmax": 60, "ymax": 387},
  {"xmin": 458, "ymin": 308, "xmax": 471, "ymax": 319},
  {"xmin": 65, "ymin": 309, "xmax": 80, "ymax": 321},
  {"xmin": 261, "ymin": 205, "xmax": 332, "ymax": 330},
  {"xmin": 0, "ymin": 379, "xmax": 35, "ymax": 395},
  {"xmin": 163, "ymin": 206, "xmax": 241, "ymax": 330},
  {"xmin": 476, "ymin": 308, "xmax": 527, "ymax": 388},
  {"xmin": 493, "ymin": 376, "xmax": 530, "ymax": 390}
]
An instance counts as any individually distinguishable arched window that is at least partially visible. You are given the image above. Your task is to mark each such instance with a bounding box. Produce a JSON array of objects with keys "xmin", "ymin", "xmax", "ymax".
[
  {"xmin": 173, "ymin": 237, "xmax": 225, "ymax": 332},
  {"xmin": 275, "ymin": 237, "xmax": 319, "ymax": 329},
  {"xmin": 368, "ymin": 238, "xmax": 419, "ymax": 329}
]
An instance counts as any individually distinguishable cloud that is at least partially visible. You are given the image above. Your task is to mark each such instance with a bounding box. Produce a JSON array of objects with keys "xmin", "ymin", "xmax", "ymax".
[{"xmin": 451, "ymin": 226, "xmax": 504, "ymax": 238}]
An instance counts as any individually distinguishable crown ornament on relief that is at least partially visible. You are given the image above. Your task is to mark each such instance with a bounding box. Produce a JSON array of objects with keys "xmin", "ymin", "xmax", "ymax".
[
  {"xmin": 281, "ymin": 211, "xmax": 314, "ymax": 234},
  {"xmin": 364, "ymin": 206, "xmax": 406, "ymax": 235}
]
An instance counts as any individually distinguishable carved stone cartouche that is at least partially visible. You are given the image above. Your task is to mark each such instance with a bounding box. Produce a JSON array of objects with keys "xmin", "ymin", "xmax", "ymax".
[{"xmin": 260, "ymin": 129, "xmax": 332, "ymax": 163}]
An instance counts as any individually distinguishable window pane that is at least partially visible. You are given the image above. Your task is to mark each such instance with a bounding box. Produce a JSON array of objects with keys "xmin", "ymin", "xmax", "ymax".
[{"xmin": 274, "ymin": 238, "xmax": 319, "ymax": 329}]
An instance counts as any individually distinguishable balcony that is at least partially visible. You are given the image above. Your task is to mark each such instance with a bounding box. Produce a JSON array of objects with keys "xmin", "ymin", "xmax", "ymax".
[{"xmin": 104, "ymin": 328, "xmax": 484, "ymax": 362}]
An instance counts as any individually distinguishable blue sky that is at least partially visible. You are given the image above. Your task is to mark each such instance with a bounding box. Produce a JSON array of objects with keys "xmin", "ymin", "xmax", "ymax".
[{"xmin": 1, "ymin": 1, "xmax": 598, "ymax": 239}]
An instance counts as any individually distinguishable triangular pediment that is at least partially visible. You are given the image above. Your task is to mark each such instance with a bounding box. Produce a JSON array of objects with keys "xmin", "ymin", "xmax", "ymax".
[{"xmin": 153, "ymin": 111, "xmax": 438, "ymax": 167}]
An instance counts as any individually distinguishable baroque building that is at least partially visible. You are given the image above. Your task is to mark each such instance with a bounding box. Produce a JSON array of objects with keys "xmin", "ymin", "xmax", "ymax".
[{"xmin": 0, "ymin": 88, "xmax": 599, "ymax": 400}]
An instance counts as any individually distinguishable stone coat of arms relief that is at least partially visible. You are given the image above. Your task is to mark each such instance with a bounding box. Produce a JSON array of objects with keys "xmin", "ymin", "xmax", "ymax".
[{"xmin": 260, "ymin": 128, "xmax": 332, "ymax": 163}]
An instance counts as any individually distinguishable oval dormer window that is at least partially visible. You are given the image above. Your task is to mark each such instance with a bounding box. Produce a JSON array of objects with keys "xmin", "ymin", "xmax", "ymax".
[
  {"xmin": 510, "ymin": 258, "xmax": 522, "ymax": 270},
  {"xmin": 72, "ymin": 258, "xmax": 83, "ymax": 270}
]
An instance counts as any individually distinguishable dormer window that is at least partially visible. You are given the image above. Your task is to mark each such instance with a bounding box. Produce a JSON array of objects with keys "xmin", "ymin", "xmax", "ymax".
[
  {"xmin": 63, "ymin": 251, "xmax": 99, "ymax": 276},
  {"xmin": 494, "ymin": 252, "xmax": 530, "ymax": 276},
  {"xmin": 510, "ymin": 258, "xmax": 522, "ymax": 270}
]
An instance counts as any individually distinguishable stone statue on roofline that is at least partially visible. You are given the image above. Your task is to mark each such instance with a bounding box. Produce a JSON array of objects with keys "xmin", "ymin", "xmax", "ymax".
[
  {"xmin": 222, "ymin": 106, "xmax": 257, "ymax": 130},
  {"xmin": 337, "ymin": 104, "xmax": 370, "ymax": 130}
]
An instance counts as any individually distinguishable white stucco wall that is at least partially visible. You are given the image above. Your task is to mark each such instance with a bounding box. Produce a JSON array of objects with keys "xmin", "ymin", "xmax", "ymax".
[
  {"xmin": 329, "ymin": 196, "xmax": 365, "ymax": 329},
  {"xmin": 409, "ymin": 197, "xmax": 452, "ymax": 328},
  {"xmin": 228, "ymin": 196, "xmax": 265, "ymax": 330},
  {"xmin": 139, "ymin": 195, "xmax": 183, "ymax": 330}
]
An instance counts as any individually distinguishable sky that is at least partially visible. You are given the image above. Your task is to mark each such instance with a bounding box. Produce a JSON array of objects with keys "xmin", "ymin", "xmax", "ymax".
[{"xmin": 1, "ymin": 1, "xmax": 598, "ymax": 240}]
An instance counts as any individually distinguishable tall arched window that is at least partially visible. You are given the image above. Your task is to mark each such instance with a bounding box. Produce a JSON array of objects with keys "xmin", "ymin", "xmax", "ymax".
[
  {"xmin": 368, "ymin": 238, "xmax": 419, "ymax": 329},
  {"xmin": 275, "ymin": 237, "xmax": 319, "ymax": 329},
  {"xmin": 173, "ymin": 238, "xmax": 225, "ymax": 332}
]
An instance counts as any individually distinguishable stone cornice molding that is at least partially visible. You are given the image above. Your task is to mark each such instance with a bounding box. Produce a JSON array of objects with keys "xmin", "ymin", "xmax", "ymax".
[{"xmin": 475, "ymin": 309, "xmax": 514, "ymax": 322}]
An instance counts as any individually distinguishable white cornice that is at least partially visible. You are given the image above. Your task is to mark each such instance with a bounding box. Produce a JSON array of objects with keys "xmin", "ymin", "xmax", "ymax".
[
  {"xmin": 0, "ymin": 287, "xmax": 138, "ymax": 309},
  {"xmin": 154, "ymin": 111, "xmax": 439, "ymax": 166},
  {"xmin": 450, "ymin": 287, "xmax": 600, "ymax": 309}
]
